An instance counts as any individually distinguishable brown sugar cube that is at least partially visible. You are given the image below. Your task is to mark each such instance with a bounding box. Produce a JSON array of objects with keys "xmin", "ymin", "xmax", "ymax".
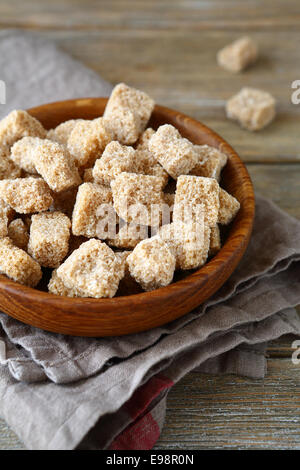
[
  {"xmin": 218, "ymin": 188, "xmax": 240, "ymax": 225},
  {"xmin": 72, "ymin": 183, "xmax": 117, "ymax": 239},
  {"xmin": 149, "ymin": 124, "xmax": 198, "ymax": 179},
  {"xmin": 0, "ymin": 110, "xmax": 46, "ymax": 149},
  {"xmin": 174, "ymin": 175, "xmax": 220, "ymax": 228},
  {"xmin": 0, "ymin": 237, "xmax": 42, "ymax": 287},
  {"xmin": 48, "ymin": 268, "xmax": 78, "ymax": 297},
  {"xmin": 47, "ymin": 119, "xmax": 85, "ymax": 146},
  {"xmin": 135, "ymin": 128, "xmax": 169, "ymax": 184},
  {"xmin": 135, "ymin": 128, "xmax": 155, "ymax": 151},
  {"xmin": 28, "ymin": 211, "xmax": 71, "ymax": 268},
  {"xmin": 142, "ymin": 162, "xmax": 169, "ymax": 186},
  {"xmin": 107, "ymin": 222, "xmax": 148, "ymax": 249},
  {"xmin": 0, "ymin": 199, "xmax": 15, "ymax": 237},
  {"xmin": 11, "ymin": 137, "xmax": 81, "ymax": 190},
  {"xmin": 209, "ymin": 225, "xmax": 221, "ymax": 257},
  {"xmin": 226, "ymin": 87, "xmax": 276, "ymax": 131},
  {"xmin": 30, "ymin": 138, "xmax": 81, "ymax": 192},
  {"xmin": 8, "ymin": 219, "xmax": 29, "ymax": 250},
  {"xmin": 127, "ymin": 237, "xmax": 176, "ymax": 291},
  {"xmin": 57, "ymin": 239, "xmax": 125, "ymax": 298},
  {"xmin": 83, "ymin": 168, "xmax": 94, "ymax": 183},
  {"xmin": 0, "ymin": 177, "xmax": 53, "ymax": 214},
  {"xmin": 10, "ymin": 137, "xmax": 40, "ymax": 174},
  {"xmin": 92, "ymin": 141, "xmax": 137, "ymax": 186},
  {"xmin": 191, "ymin": 145, "xmax": 227, "ymax": 181},
  {"xmin": 67, "ymin": 117, "xmax": 112, "ymax": 167},
  {"xmin": 103, "ymin": 83, "xmax": 154, "ymax": 145},
  {"xmin": 0, "ymin": 145, "xmax": 21, "ymax": 179},
  {"xmin": 111, "ymin": 172, "xmax": 165, "ymax": 226},
  {"xmin": 51, "ymin": 187, "xmax": 78, "ymax": 218},
  {"xmin": 157, "ymin": 213, "xmax": 210, "ymax": 270},
  {"xmin": 217, "ymin": 36, "xmax": 258, "ymax": 73}
]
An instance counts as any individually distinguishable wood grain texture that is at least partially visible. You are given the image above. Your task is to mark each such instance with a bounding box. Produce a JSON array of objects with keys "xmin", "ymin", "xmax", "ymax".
[
  {"xmin": 0, "ymin": 0, "xmax": 299, "ymax": 451},
  {"xmin": 156, "ymin": 357, "xmax": 300, "ymax": 450},
  {"xmin": 5, "ymin": 28, "xmax": 298, "ymax": 163},
  {"xmin": 0, "ymin": 0, "xmax": 300, "ymax": 31},
  {"xmin": 1, "ymin": 3, "xmax": 300, "ymax": 161}
]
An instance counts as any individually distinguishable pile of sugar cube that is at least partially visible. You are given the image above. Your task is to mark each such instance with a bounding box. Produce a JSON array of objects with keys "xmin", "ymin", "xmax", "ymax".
[{"xmin": 0, "ymin": 83, "xmax": 240, "ymax": 297}]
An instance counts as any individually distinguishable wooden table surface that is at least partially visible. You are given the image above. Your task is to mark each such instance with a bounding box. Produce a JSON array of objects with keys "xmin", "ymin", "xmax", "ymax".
[{"xmin": 0, "ymin": 0, "xmax": 300, "ymax": 450}]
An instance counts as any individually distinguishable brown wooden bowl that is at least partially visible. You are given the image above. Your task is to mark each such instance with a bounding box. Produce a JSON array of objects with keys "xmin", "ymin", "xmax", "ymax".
[{"xmin": 0, "ymin": 98, "xmax": 255, "ymax": 337}]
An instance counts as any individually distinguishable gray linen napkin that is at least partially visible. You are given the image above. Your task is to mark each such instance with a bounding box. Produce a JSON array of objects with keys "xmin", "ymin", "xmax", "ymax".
[{"xmin": 0, "ymin": 30, "xmax": 300, "ymax": 450}]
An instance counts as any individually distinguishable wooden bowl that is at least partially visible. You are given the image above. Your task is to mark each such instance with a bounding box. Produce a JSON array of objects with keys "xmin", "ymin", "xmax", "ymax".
[{"xmin": 0, "ymin": 98, "xmax": 255, "ymax": 337}]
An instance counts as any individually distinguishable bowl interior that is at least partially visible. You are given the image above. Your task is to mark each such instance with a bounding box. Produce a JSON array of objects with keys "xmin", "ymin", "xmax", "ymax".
[{"xmin": 0, "ymin": 98, "xmax": 255, "ymax": 336}]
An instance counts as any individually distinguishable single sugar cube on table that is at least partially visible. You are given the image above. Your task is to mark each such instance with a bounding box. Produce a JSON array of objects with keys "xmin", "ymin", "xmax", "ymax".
[
  {"xmin": 217, "ymin": 36, "xmax": 258, "ymax": 73},
  {"xmin": 127, "ymin": 237, "xmax": 176, "ymax": 291},
  {"xmin": 56, "ymin": 239, "xmax": 125, "ymax": 298},
  {"xmin": 67, "ymin": 117, "xmax": 112, "ymax": 167},
  {"xmin": 28, "ymin": 211, "xmax": 71, "ymax": 268},
  {"xmin": 0, "ymin": 110, "xmax": 46, "ymax": 148},
  {"xmin": 173, "ymin": 175, "xmax": 220, "ymax": 228},
  {"xmin": 103, "ymin": 83, "xmax": 155, "ymax": 145},
  {"xmin": 8, "ymin": 219, "xmax": 29, "ymax": 251},
  {"xmin": 149, "ymin": 124, "xmax": 198, "ymax": 179},
  {"xmin": 47, "ymin": 119, "xmax": 85, "ymax": 146},
  {"xmin": 218, "ymin": 188, "xmax": 240, "ymax": 225},
  {"xmin": 72, "ymin": 182, "xmax": 117, "ymax": 239},
  {"xmin": 0, "ymin": 144, "xmax": 21, "ymax": 179},
  {"xmin": 226, "ymin": 87, "xmax": 276, "ymax": 131},
  {"xmin": 111, "ymin": 172, "xmax": 166, "ymax": 226},
  {"xmin": 191, "ymin": 145, "xmax": 227, "ymax": 181},
  {"xmin": 92, "ymin": 141, "xmax": 137, "ymax": 186},
  {"xmin": 0, "ymin": 177, "xmax": 53, "ymax": 214},
  {"xmin": 0, "ymin": 237, "xmax": 42, "ymax": 287}
]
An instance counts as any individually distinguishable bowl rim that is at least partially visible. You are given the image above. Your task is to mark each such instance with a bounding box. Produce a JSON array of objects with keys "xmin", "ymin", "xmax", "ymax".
[{"xmin": 0, "ymin": 98, "xmax": 255, "ymax": 335}]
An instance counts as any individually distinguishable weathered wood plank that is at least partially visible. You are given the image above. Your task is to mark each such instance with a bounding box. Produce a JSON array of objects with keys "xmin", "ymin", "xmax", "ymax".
[
  {"xmin": 155, "ymin": 358, "xmax": 300, "ymax": 449},
  {"xmin": 246, "ymin": 164, "xmax": 300, "ymax": 219},
  {"xmin": 0, "ymin": 0, "xmax": 300, "ymax": 31},
  {"xmin": 3, "ymin": 28, "xmax": 297, "ymax": 162}
]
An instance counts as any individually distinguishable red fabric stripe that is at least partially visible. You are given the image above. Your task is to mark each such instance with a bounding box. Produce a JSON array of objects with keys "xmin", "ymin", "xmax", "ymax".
[
  {"xmin": 109, "ymin": 411, "xmax": 160, "ymax": 450},
  {"xmin": 108, "ymin": 374, "xmax": 174, "ymax": 450},
  {"xmin": 124, "ymin": 374, "xmax": 173, "ymax": 420}
]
